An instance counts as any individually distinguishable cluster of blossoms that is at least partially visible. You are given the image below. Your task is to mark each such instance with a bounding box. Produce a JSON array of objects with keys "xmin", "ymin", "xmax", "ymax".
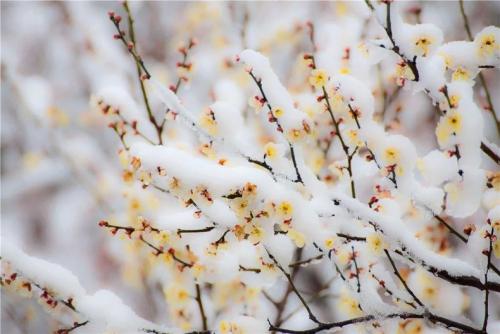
[{"xmin": 1, "ymin": 1, "xmax": 499, "ymax": 334}]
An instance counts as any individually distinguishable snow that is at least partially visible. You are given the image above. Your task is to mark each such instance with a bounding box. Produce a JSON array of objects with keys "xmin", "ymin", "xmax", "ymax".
[
  {"xmin": 2, "ymin": 240, "xmax": 86, "ymax": 299},
  {"xmin": 329, "ymin": 192, "xmax": 482, "ymax": 278},
  {"xmin": 3, "ymin": 2, "xmax": 498, "ymax": 333},
  {"xmin": 2, "ymin": 241, "xmax": 172, "ymax": 333}
]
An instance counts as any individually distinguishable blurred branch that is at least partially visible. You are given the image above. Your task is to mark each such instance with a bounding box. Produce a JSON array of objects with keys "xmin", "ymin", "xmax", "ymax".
[
  {"xmin": 195, "ymin": 283, "xmax": 208, "ymax": 331},
  {"xmin": 458, "ymin": 0, "xmax": 500, "ymax": 135}
]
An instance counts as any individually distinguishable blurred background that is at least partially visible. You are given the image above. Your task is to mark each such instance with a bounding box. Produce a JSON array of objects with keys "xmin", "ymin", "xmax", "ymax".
[{"xmin": 1, "ymin": 1, "xmax": 499, "ymax": 333}]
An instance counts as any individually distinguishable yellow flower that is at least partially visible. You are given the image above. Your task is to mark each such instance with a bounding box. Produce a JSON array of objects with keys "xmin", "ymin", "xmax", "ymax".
[
  {"xmin": 200, "ymin": 143, "xmax": 216, "ymax": 159},
  {"xmin": 335, "ymin": 2, "xmax": 348, "ymax": 17},
  {"xmin": 180, "ymin": 321, "xmax": 192, "ymax": 332},
  {"xmin": 338, "ymin": 292, "xmax": 362, "ymax": 317},
  {"xmin": 337, "ymin": 248, "xmax": 351, "ymax": 265},
  {"xmin": 264, "ymin": 142, "xmax": 278, "ymax": 159},
  {"xmin": 324, "ymin": 237, "xmax": 336, "ymax": 250},
  {"xmin": 394, "ymin": 165, "xmax": 405, "ymax": 177},
  {"xmin": 245, "ymin": 286, "xmax": 261, "ymax": 301},
  {"xmin": 396, "ymin": 62, "xmax": 416, "ymax": 81},
  {"xmin": 367, "ymin": 233, "xmax": 385, "ymax": 255},
  {"xmin": 118, "ymin": 149, "xmax": 129, "ymax": 169},
  {"xmin": 414, "ymin": 36, "xmax": 434, "ymax": 57},
  {"xmin": 192, "ymin": 263, "xmax": 205, "ymax": 279},
  {"xmin": 493, "ymin": 239, "xmax": 500, "ymax": 259},
  {"xmin": 347, "ymin": 129, "xmax": 363, "ymax": 147},
  {"xmin": 436, "ymin": 122, "xmax": 450, "ymax": 146},
  {"xmin": 383, "ymin": 147, "xmax": 400, "ymax": 165},
  {"xmin": 339, "ymin": 67, "xmax": 350, "ymax": 75},
  {"xmin": 249, "ymin": 225, "xmax": 265, "ymax": 244},
  {"xmin": 156, "ymin": 230, "xmax": 170, "ymax": 245},
  {"xmin": 232, "ymin": 198, "xmax": 249, "ymax": 217},
  {"xmin": 287, "ymin": 128, "xmax": 304, "ymax": 142},
  {"xmin": 477, "ymin": 33, "xmax": 497, "ymax": 58},
  {"xmin": 128, "ymin": 197, "xmax": 142, "ymax": 212},
  {"xmin": 243, "ymin": 182, "xmax": 258, "ymax": 197},
  {"xmin": 273, "ymin": 106, "xmax": 284, "ymax": 118},
  {"xmin": 199, "ymin": 110, "xmax": 218, "ymax": 136},
  {"xmin": 449, "ymin": 94, "xmax": 461, "ymax": 108},
  {"xmin": 309, "ymin": 69, "xmax": 328, "ymax": 88},
  {"xmin": 219, "ymin": 320, "xmax": 231, "ymax": 334},
  {"xmin": 438, "ymin": 51, "xmax": 453, "ymax": 69},
  {"xmin": 288, "ymin": 228, "xmax": 306, "ymax": 248},
  {"xmin": 436, "ymin": 110, "xmax": 462, "ymax": 147},
  {"xmin": 276, "ymin": 201, "xmax": 293, "ymax": 217},
  {"xmin": 417, "ymin": 271, "xmax": 438, "ymax": 302},
  {"xmin": 164, "ymin": 283, "xmax": 190, "ymax": 305},
  {"xmin": 329, "ymin": 91, "xmax": 344, "ymax": 110},
  {"xmin": 161, "ymin": 252, "xmax": 174, "ymax": 265},
  {"xmin": 452, "ymin": 67, "xmax": 471, "ymax": 81},
  {"xmin": 138, "ymin": 171, "xmax": 152, "ymax": 186},
  {"xmin": 445, "ymin": 110, "xmax": 462, "ymax": 132},
  {"xmin": 310, "ymin": 153, "xmax": 325, "ymax": 174},
  {"xmin": 398, "ymin": 320, "xmax": 424, "ymax": 334}
]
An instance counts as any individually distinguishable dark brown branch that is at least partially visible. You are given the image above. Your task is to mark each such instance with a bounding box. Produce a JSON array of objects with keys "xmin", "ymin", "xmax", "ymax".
[
  {"xmin": 288, "ymin": 254, "xmax": 323, "ymax": 268},
  {"xmin": 433, "ymin": 215, "xmax": 500, "ymax": 275},
  {"xmin": 239, "ymin": 265, "xmax": 261, "ymax": 273},
  {"xmin": 109, "ymin": 11, "xmax": 151, "ymax": 79},
  {"xmin": 139, "ymin": 236, "xmax": 193, "ymax": 268},
  {"xmin": 195, "ymin": 283, "xmax": 208, "ymax": 331},
  {"xmin": 458, "ymin": 0, "xmax": 500, "ymax": 134},
  {"xmin": 56, "ymin": 321, "xmax": 90, "ymax": 334},
  {"xmin": 272, "ymin": 248, "xmax": 303, "ymax": 330},
  {"xmin": 248, "ymin": 71, "xmax": 303, "ymax": 184},
  {"xmin": 483, "ymin": 227, "xmax": 493, "ymax": 331},
  {"xmin": 336, "ymin": 233, "xmax": 366, "ymax": 242},
  {"xmin": 384, "ymin": 249, "xmax": 424, "ymax": 307},
  {"xmin": 369, "ymin": 269, "xmax": 417, "ymax": 309},
  {"xmin": 177, "ymin": 226, "xmax": 216, "ymax": 237},
  {"xmin": 266, "ymin": 249, "xmax": 322, "ymax": 324},
  {"xmin": 433, "ymin": 215, "xmax": 468, "ymax": 243},
  {"xmin": 247, "ymin": 156, "xmax": 276, "ymax": 178},
  {"xmin": 269, "ymin": 310, "xmax": 486, "ymax": 334},
  {"xmin": 351, "ymin": 246, "xmax": 361, "ymax": 293},
  {"xmin": 303, "ymin": 25, "xmax": 358, "ymax": 198},
  {"xmin": 160, "ymin": 37, "xmax": 197, "ymax": 130},
  {"xmin": 480, "ymin": 142, "xmax": 500, "ymax": 165},
  {"xmin": 303, "ymin": 29, "xmax": 360, "ymax": 195},
  {"xmin": 321, "ymin": 86, "xmax": 356, "ymax": 198},
  {"xmin": 393, "ymin": 249, "xmax": 500, "ymax": 293},
  {"xmin": 383, "ymin": 2, "xmax": 419, "ymax": 81},
  {"xmin": 121, "ymin": 1, "xmax": 163, "ymax": 144}
]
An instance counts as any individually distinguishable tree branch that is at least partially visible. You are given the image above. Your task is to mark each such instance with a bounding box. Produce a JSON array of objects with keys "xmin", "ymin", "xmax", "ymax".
[
  {"xmin": 195, "ymin": 283, "xmax": 208, "ymax": 331},
  {"xmin": 266, "ymin": 249, "xmax": 322, "ymax": 324}
]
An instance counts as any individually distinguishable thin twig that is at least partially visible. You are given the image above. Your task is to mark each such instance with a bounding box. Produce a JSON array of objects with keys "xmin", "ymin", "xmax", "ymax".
[
  {"xmin": 195, "ymin": 283, "xmax": 208, "ymax": 331},
  {"xmin": 384, "ymin": 249, "xmax": 424, "ymax": 308},
  {"xmin": 266, "ymin": 249, "xmax": 322, "ymax": 324},
  {"xmin": 433, "ymin": 215, "xmax": 468, "ymax": 243},
  {"xmin": 458, "ymin": 0, "xmax": 499, "ymax": 133},
  {"xmin": 122, "ymin": 1, "xmax": 163, "ymax": 144},
  {"xmin": 483, "ymin": 227, "xmax": 494, "ymax": 331},
  {"xmin": 269, "ymin": 311, "xmax": 485, "ymax": 334},
  {"xmin": 248, "ymin": 71, "xmax": 303, "ymax": 184},
  {"xmin": 351, "ymin": 245, "xmax": 361, "ymax": 293},
  {"xmin": 56, "ymin": 321, "xmax": 90, "ymax": 334}
]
